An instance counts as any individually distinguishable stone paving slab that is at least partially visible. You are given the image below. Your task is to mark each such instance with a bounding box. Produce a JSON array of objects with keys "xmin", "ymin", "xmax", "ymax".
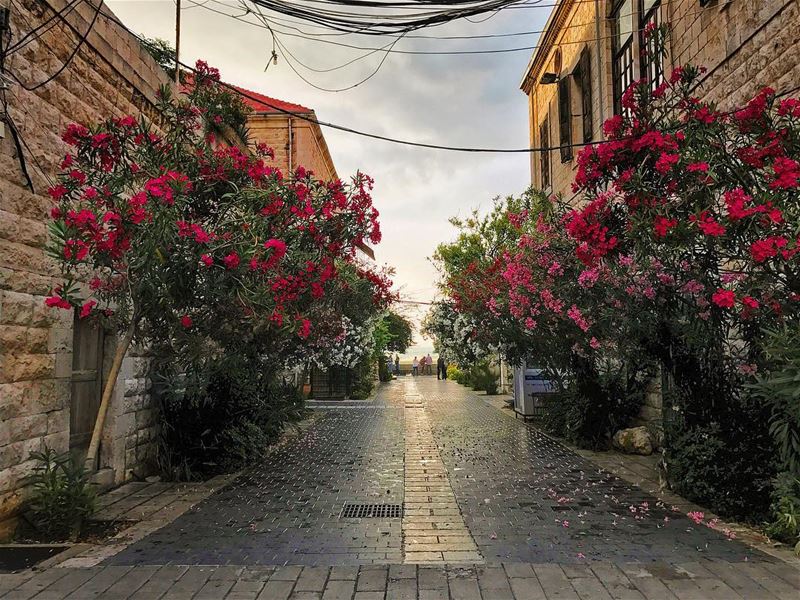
[
  {"xmin": 71, "ymin": 377, "xmax": 794, "ymax": 569},
  {"xmin": 2, "ymin": 562, "xmax": 796, "ymax": 600},
  {"xmin": 419, "ymin": 378, "xmax": 778, "ymax": 565},
  {"xmin": 103, "ymin": 388, "xmax": 405, "ymax": 566}
]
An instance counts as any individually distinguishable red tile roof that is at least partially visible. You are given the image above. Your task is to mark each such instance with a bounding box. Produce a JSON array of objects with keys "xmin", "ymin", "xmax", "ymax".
[
  {"xmin": 180, "ymin": 74, "xmax": 313, "ymax": 115},
  {"xmin": 232, "ymin": 84, "xmax": 313, "ymax": 115}
]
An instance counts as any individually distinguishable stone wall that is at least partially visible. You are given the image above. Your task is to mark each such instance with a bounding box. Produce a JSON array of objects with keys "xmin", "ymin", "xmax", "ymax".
[
  {"xmin": 669, "ymin": 0, "xmax": 800, "ymax": 111},
  {"xmin": 522, "ymin": 0, "xmax": 614, "ymax": 201},
  {"xmin": 520, "ymin": 0, "xmax": 800, "ymax": 436},
  {"xmin": 0, "ymin": 0, "xmax": 171, "ymax": 538}
]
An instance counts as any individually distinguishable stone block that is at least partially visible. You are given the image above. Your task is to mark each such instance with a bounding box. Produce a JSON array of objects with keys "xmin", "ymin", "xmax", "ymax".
[
  {"xmin": 2, "ymin": 413, "xmax": 49, "ymax": 445},
  {"xmin": 40, "ymin": 431, "xmax": 69, "ymax": 453},
  {"xmin": 0, "ymin": 437, "xmax": 43, "ymax": 471},
  {"xmin": 0, "ymin": 352, "xmax": 55, "ymax": 383},
  {"xmin": 124, "ymin": 377, "xmax": 144, "ymax": 397},
  {"xmin": 47, "ymin": 327, "xmax": 73, "ymax": 353},
  {"xmin": 612, "ymin": 426, "xmax": 654, "ymax": 456},
  {"xmin": 46, "ymin": 408, "xmax": 69, "ymax": 435},
  {"xmin": 0, "ymin": 460, "xmax": 37, "ymax": 495},
  {"xmin": 0, "ymin": 291, "xmax": 33, "ymax": 325},
  {"xmin": 53, "ymin": 350, "xmax": 72, "ymax": 378}
]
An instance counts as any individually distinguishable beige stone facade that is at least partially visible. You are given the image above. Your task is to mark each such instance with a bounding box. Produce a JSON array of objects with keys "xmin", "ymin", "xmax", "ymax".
[
  {"xmin": 236, "ymin": 86, "xmax": 338, "ymax": 181},
  {"xmin": 521, "ymin": 0, "xmax": 800, "ymax": 200},
  {"xmin": 0, "ymin": 0, "xmax": 172, "ymax": 538}
]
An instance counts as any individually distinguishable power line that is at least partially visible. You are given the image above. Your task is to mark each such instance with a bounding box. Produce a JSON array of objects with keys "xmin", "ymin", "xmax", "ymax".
[
  {"xmin": 10, "ymin": 0, "xmax": 800, "ymax": 155},
  {"xmin": 9, "ymin": 0, "xmax": 103, "ymax": 91},
  {"xmin": 274, "ymin": 33, "xmax": 402, "ymax": 90},
  {"xmin": 6, "ymin": 0, "xmax": 85, "ymax": 55},
  {"xmin": 192, "ymin": 0, "xmax": 679, "ymax": 53}
]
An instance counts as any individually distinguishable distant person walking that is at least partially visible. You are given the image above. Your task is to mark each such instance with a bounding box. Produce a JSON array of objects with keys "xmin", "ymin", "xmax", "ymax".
[
  {"xmin": 419, "ymin": 355, "xmax": 427, "ymax": 376},
  {"xmin": 437, "ymin": 355, "xmax": 447, "ymax": 380},
  {"xmin": 425, "ymin": 353, "xmax": 433, "ymax": 375},
  {"xmin": 412, "ymin": 356, "xmax": 419, "ymax": 376},
  {"xmin": 394, "ymin": 354, "xmax": 400, "ymax": 375}
]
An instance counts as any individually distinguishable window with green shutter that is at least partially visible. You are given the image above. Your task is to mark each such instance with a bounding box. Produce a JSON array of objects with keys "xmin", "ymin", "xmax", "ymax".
[
  {"xmin": 577, "ymin": 48, "xmax": 593, "ymax": 143},
  {"xmin": 558, "ymin": 77, "xmax": 572, "ymax": 162}
]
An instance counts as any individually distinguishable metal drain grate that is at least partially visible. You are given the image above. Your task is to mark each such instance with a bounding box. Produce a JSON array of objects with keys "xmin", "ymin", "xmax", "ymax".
[{"xmin": 341, "ymin": 503, "xmax": 403, "ymax": 519}]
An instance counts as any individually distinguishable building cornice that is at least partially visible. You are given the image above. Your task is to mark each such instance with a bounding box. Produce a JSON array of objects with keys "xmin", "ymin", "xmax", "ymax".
[{"xmin": 520, "ymin": 0, "xmax": 575, "ymax": 94}]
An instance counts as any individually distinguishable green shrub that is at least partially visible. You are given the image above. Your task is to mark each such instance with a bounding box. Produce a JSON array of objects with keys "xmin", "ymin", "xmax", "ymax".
[
  {"xmin": 350, "ymin": 354, "xmax": 376, "ymax": 399},
  {"xmin": 473, "ymin": 362, "xmax": 499, "ymax": 395},
  {"xmin": 25, "ymin": 447, "xmax": 96, "ymax": 541},
  {"xmin": 446, "ymin": 364, "xmax": 462, "ymax": 382},
  {"xmin": 766, "ymin": 472, "xmax": 800, "ymax": 551},
  {"xmin": 156, "ymin": 355, "xmax": 306, "ymax": 480},
  {"xmin": 666, "ymin": 421, "xmax": 775, "ymax": 522},
  {"xmin": 750, "ymin": 326, "xmax": 800, "ymax": 476}
]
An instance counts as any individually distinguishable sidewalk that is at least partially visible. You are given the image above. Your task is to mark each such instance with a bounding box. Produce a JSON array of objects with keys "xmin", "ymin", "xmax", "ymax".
[{"xmin": 1, "ymin": 561, "xmax": 799, "ymax": 599}]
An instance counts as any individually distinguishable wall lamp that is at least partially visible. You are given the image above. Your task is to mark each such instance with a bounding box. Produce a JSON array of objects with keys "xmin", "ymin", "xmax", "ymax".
[{"xmin": 540, "ymin": 72, "xmax": 559, "ymax": 85}]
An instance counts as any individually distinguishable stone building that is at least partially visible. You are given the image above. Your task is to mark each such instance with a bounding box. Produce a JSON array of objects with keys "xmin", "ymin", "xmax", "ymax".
[
  {"xmin": 0, "ymin": 0, "xmax": 173, "ymax": 538},
  {"xmin": 0, "ymin": 0, "xmax": 355, "ymax": 539},
  {"xmin": 521, "ymin": 0, "xmax": 800, "ymax": 199},
  {"xmin": 519, "ymin": 0, "xmax": 799, "ymax": 441},
  {"xmin": 235, "ymin": 85, "xmax": 338, "ymax": 181}
]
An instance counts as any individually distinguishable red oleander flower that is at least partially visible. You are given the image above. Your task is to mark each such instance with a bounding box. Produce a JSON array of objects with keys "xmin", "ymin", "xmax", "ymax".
[
  {"xmin": 741, "ymin": 296, "xmax": 759, "ymax": 309},
  {"xmin": 223, "ymin": 252, "xmax": 240, "ymax": 269},
  {"xmin": 770, "ymin": 156, "xmax": 800, "ymax": 189},
  {"xmin": 750, "ymin": 236, "xmax": 788, "ymax": 263},
  {"xmin": 45, "ymin": 294, "xmax": 71, "ymax": 310},
  {"xmin": 653, "ymin": 215, "xmax": 678, "ymax": 238},
  {"xmin": 711, "ymin": 289, "xmax": 736, "ymax": 308},
  {"xmin": 297, "ymin": 318, "xmax": 312, "ymax": 339},
  {"xmin": 80, "ymin": 300, "xmax": 97, "ymax": 319}
]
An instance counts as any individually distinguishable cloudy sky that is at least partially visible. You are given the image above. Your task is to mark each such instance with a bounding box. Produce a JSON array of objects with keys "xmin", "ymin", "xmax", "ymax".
[{"xmin": 107, "ymin": 0, "xmax": 552, "ymax": 357}]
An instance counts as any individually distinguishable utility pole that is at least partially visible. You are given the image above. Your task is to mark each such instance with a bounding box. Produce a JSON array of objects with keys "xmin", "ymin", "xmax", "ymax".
[{"xmin": 174, "ymin": 0, "xmax": 181, "ymax": 84}]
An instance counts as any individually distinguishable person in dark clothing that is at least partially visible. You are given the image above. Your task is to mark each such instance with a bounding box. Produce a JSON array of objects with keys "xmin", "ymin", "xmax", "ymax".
[{"xmin": 437, "ymin": 355, "xmax": 447, "ymax": 380}]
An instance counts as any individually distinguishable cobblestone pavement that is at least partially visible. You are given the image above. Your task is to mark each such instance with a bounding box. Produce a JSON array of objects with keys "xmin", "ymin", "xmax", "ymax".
[
  {"xmin": 419, "ymin": 378, "xmax": 768, "ymax": 565},
  {"xmin": 106, "ymin": 388, "xmax": 406, "ymax": 566},
  {"xmin": 4, "ymin": 378, "xmax": 799, "ymax": 598}
]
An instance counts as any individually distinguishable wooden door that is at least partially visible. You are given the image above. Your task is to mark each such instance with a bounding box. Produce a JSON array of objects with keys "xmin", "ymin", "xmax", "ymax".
[{"xmin": 70, "ymin": 313, "xmax": 105, "ymax": 454}]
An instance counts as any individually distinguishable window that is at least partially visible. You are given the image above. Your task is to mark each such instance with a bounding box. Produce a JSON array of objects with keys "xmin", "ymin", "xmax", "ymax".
[
  {"xmin": 612, "ymin": 0, "xmax": 635, "ymax": 115},
  {"xmin": 639, "ymin": 0, "xmax": 663, "ymax": 92},
  {"xmin": 575, "ymin": 47, "xmax": 593, "ymax": 142},
  {"xmin": 558, "ymin": 77, "xmax": 573, "ymax": 162},
  {"xmin": 539, "ymin": 118, "xmax": 550, "ymax": 190}
]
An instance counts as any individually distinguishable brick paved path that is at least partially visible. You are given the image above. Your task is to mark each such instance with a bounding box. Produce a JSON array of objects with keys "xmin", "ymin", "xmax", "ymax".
[
  {"xmin": 108, "ymin": 397, "xmax": 406, "ymax": 566},
  {"xmin": 2, "ymin": 377, "xmax": 799, "ymax": 599}
]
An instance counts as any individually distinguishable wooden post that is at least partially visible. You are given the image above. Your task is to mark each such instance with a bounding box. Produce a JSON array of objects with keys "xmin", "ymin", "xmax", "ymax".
[
  {"xmin": 84, "ymin": 321, "xmax": 136, "ymax": 471},
  {"xmin": 175, "ymin": 0, "xmax": 181, "ymax": 84}
]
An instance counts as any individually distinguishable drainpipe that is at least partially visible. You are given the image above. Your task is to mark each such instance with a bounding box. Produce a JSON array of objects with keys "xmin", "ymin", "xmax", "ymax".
[
  {"xmin": 287, "ymin": 117, "xmax": 293, "ymax": 173},
  {"xmin": 594, "ymin": 0, "xmax": 605, "ymax": 129}
]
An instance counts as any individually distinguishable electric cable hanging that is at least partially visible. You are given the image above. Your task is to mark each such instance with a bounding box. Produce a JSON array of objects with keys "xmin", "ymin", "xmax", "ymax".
[
  {"xmin": 10, "ymin": 0, "xmax": 798, "ymax": 156},
  {"xmin": 6, "ymin": 0, "xmax": 85, "ymax": 55},
  {"xmin": 187, "ymin": 0, "xmax": 728, "ymax": 57},
  {"xmin": 11, "ymin": 0, "xmax": 103, "ymax": 91}
]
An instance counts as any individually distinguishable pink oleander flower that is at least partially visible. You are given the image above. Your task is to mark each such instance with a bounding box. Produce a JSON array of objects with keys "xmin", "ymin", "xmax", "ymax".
[{"xmin": 687, "ymin": 511, "xmax": 704, "ymax": 525}]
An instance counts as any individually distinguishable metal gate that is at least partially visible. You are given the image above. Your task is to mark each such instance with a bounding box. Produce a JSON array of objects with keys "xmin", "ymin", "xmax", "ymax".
[
  {"xmin": 69, "ymin": 313, "xmax": 105, "ymax": 454},
  {"xmin": 311, "ymin": 366, "xmax": 351, "ymax": 399}
]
